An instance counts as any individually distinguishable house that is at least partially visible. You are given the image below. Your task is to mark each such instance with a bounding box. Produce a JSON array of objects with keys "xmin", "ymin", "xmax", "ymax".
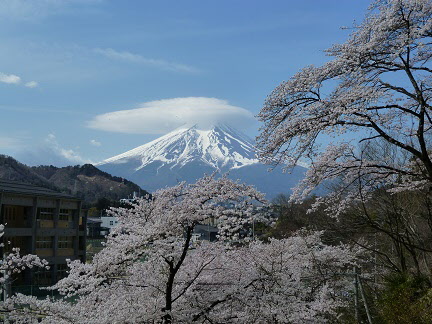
[
  {"xmin": 0, "ymin": 179, "xmax": 86, "ymax": 287},
  {"xmin": 100, "ymin": 215, "xmax": 119, "ymax": 235}
]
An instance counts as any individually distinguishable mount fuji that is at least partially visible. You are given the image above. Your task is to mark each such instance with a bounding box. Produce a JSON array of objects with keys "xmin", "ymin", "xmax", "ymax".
[{"xmin": 96, "ymin": 125, "xmax": 307, "ymax": 199}]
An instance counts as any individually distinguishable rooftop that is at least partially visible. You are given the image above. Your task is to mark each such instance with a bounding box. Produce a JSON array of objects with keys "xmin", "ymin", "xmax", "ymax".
[{"xmin": 0, "ymin": 179, "xmax": 78, "ymax": 200}]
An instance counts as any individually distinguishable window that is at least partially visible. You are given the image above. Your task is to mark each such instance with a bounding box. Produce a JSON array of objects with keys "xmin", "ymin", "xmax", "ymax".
[
  {"xmin": 4, "ymin": 237, "xmax": 18, "ymax": 253},
  {"xmin": 37, "ymin": 208, "xmax": 54, "ymax": 220},
  {"xmin": 110, "ymin": 221, "xmax": 114, "ymax": 226},
  {"xmin": 57, "ymin": 264, "xmax": 69, "ymax": 280},
  {"xmin": 34, "ymin": 269, "xmax": 52, "ymax": 286},
  {"xmin": 36, "ymin": 236, "xmax": 53, "ymax": 249},
  {"xmin": 58, "ymin": 236, "xmax": 73, "ymax": 249},
  {"xmin": 59, "ymin": 209, "xmax": 72, "ymax": 221},
  {"xmin": 4, "ymin": 206, "xmax": 15, "ymax": 221}
]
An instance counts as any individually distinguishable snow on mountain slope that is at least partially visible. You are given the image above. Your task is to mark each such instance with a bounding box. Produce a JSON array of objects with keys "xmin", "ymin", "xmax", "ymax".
[
  {"xmin": 99, "ymin": 124, "xmax": 258, "ymax": 171},
  {"xmin": 97, "ymin": 124, "xmax": 309, "ymax": 198}
]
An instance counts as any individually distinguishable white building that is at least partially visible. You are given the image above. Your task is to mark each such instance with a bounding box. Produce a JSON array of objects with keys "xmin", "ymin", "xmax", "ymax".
[
  {"xmin": 100, "ymin": 216, "xmax": 119, "ymax": 235},
  {"xmin": 119, "ymin": 191, "xmax": 142, "ymax": 204}
]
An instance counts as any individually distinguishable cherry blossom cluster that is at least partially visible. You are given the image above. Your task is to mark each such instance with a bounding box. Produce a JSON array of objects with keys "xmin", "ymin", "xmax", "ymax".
[{"xmin": 0, "ymin": 225, "xmax": 49, "ymax": 284}]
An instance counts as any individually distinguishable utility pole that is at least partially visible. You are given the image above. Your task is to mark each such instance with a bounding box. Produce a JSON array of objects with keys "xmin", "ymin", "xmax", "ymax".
[
  {"xmin": 2, "ymin": 254, "xmax": 10, "ymax": 324},
  {"xmin": 252, "ymin": 217, "xmax": 255, "ymax": 241},
  {"xmin": 354, "ymin": 266, "xmax": 359, "ymax": 323},
  {"xmin": 353, "ymin": 267, "xmax": 373, "ymax": 324},
  {"xmin": 3, "ymin": 279, "xmax": 9, "ymax": 324},
  {"xmin": 358, "ymin": 272, "xmax": 373, "ymax": 324}
]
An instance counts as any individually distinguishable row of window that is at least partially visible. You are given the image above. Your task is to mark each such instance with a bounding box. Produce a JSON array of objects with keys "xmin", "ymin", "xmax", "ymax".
[
  {"xmin": 3, "ymin": 206, "xmax": 30, "ymax": 227},
  {"xmin": 36, "ymin": 236, "xmax": 74, "ymax": 249},
  {"xmin": 3, "ymin": 236, "xmax": 27, "ymax": 253},
  {"xmin": 4, "ymin": 206, "xmax": 22, "ymax": 221},
  {"xmin": 34, "ymin": 264, "xmax": 70, "ymax": 285},
  {"xmin": 37, "ymin": 208, "xmax": 74, "ymax": 221},
  {"xmin": 2, "ymin": 206, "xmax": 75, "ymax": 226}
]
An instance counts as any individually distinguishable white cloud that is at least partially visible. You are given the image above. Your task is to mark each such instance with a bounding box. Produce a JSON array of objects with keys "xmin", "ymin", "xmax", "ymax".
[
  {"xmin": 94, "ymin": 48, "xmax": 199, "ymax": 73},
  {"xmin": 0, "ymin": 72, "xmax": 21, "ymax": 84},
  {"xmin": 25, "ymin": 81, "xmax": 38, "ymax": 88},
  {"xmin": 90, "ymin": 139, "xmax": 101, "ymax": 147},
  {"xmin": 0, "ymin": 72, "xmax": 38, "ymax": 88},
  {"xmin": 87, "ymin": 97, "xmax": 256, "ymax": 135}
]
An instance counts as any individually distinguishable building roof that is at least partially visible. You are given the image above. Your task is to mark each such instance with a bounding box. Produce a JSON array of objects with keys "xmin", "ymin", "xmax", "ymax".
[
  {"xmin": 87, "ymin": 217, "xmax": 103, "ymax": 224},
  {"xmin": 0, "ymin": 179, "xmax": 78, "ymax": 200}
]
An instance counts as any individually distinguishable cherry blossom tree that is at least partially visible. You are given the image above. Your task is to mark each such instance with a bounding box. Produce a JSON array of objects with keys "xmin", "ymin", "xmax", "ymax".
[
  {"xmin": 257, "ymin": 0, "xmax": 432, "ymax": 215},
  {"xmin": 0, "ymin": 224, "xmax": 49, "ymax": 285},
  {"xmin": 9, "ymin": 176, "xmax": 359, "ymax": 323},
  {"xmin": 0, "ymin": 224, "xmax": 49, "ymax": 322}
]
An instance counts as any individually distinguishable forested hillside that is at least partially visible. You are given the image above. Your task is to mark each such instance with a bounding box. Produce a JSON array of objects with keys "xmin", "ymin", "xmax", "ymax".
[{"xmin": 0, "ymin": 155, "xmax": 147, "ymax": 206}]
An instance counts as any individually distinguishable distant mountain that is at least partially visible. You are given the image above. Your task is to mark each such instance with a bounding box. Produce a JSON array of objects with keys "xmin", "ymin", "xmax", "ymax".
[
  {"xmin": 97, "ymin": 125, "xmax": 308, "ymax": 198},
  {"xmin": 0, "ymin": 155, "xmax": 56, "ymax": 189},
  {"xmin": 32, "ymin": 164, "xmax": 148, "ymax": 205},
  {"xmin": 0, "ymin": 155, "xmax": 146, "ymax": 206}
]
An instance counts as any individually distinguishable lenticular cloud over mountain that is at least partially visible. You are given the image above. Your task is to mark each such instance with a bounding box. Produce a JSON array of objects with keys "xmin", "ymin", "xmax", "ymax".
[{"xmin": 87, "ymin": 97, "xmax": 255, "ymax": 134}]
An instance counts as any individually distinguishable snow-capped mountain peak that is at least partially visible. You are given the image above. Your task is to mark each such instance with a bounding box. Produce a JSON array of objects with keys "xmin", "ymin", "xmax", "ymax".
[
  {"xmin": 97, "ymin": 124, "xmax": 258, "ymax": 172},
  {"xmin": 97, "ymin": 124, "xmax": 309, "ymax": 197}
]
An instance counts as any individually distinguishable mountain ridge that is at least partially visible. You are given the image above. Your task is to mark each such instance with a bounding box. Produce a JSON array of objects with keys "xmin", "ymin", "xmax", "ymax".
[{"xmin": 0, "ymin": 155, "xmax": 147, "ymax": 206}]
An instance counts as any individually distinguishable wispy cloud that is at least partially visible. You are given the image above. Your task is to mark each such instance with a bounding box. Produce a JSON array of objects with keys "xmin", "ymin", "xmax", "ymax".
[
  {"xmin": 0, "ymin": 72, "xmax": 38, "ymax": 88},
  {"xmin": 94, "ymin": 48, "xmax": 200, "ymax": 73},
  {"xmin": 15, "ymin": 134, "xmax": 93, "ymax": 167},
  {"xmin": 0, "ymin": 0, "xmax": 103, "ymax": 21},
  {"xmin": 90, "ymin": 139, "xmax": 101, "ymax": 147},
  {"xmin": 45, "ymin": 134, "xmax": 92, "ymax": 165},
  {"xmin": 0, "ymin": 136, "xmax": 22, "ymax": 149},
  {"xmin": 0, "ymin": 104, "xmax": 90, "ymax": 115},
  {"xmin": 87, "ymin": 97, "xmax": 256, "ymax": 134},
  {"xmin": 25, "ymin": 81, "xmax": 38, "ymax": 88}
]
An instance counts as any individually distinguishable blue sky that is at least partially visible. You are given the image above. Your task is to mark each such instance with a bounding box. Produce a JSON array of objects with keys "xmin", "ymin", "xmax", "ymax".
[{"xmin": 0, "ymin": 0, "xmax": 370, "ymax": 166}]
